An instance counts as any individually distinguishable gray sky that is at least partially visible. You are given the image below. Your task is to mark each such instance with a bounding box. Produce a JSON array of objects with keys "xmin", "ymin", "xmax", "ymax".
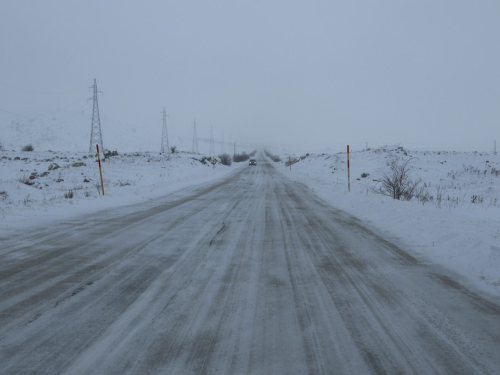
[{"xmin": 1, "ymin": 0, "xmax": 499, "ymax": 152}]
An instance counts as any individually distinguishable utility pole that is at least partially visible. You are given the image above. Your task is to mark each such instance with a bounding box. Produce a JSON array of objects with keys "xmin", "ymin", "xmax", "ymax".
[
  {"xmin": 88, "ymin": 79, "xmax": 104, "ymax": 157},
  {"xmin": 192, "ymin": 120, "xmax": 199, "ymax": 154},
  {"xmin": 347, "ymin": 145, "xmax": 351, "ymax": 192},
  {"xmin": 209, "ymin": 126, "xmax": 215, "ymax": 158},
  {"xmin": 160, "ymin": 107, "xmax": 170, "ymax": 158}
]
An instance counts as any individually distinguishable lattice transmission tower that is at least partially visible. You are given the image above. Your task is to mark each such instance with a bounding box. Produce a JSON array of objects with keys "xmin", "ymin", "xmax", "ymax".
[
  {"xmin": 221, "ymin": 130, "xmax": 226, "ymax": 154},
  {"xmin": 192, "ymin": 120, "xmax": 199, "ymax": 154},
  {"xmin": 160, "ymin": 107, "xmax": 170, "ymax": 158},
  {"xmin": 88, "ymin": 79, "xmax": 104, "ymax": 155}
]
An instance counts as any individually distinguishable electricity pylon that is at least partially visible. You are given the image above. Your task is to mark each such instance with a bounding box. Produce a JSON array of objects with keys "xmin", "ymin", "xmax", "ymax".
[
  {"xmin": 209, "ymin": 126, "xmax": 215, "ymax": 157},
  {"xmin": 160, "ymin": 107, "xmax": 170, "ymax": 158},
  {"xmin": 221, "ymin": 130, "xmax": 226, "ymax": 154},
  {"xmin": 192, "ymin": 120, "xmax": 199, "ymax": 154},
  {"xmin": 88, "ymin": 79, "xmax": 104, "ymax": 155}
]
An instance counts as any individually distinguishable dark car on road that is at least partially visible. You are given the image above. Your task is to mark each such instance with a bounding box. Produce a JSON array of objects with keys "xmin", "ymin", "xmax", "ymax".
[{"xmin": 249, "ymin": 159, "xmax": 257, "ymax": 166}]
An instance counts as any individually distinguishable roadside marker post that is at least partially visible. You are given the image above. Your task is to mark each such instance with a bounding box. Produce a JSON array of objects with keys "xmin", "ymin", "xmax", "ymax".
[
  {"xmin": 347, "ymin": 145, "xmax": 350, "ymax": 192},
  {"xmin": 96, "ymin": 144, "xmax": 105, "ymax": 196}
]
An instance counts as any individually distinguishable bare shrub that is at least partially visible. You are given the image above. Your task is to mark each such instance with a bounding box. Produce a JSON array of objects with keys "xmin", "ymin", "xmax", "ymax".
[
  {"xmin": 361, "ymin": 172, "xmax": 369, "ymax": 178},
  {"xmin": 64, "ymin": 190, "xmax": 74, "ymax": 199},
  {"xmin": 490, "ymin": 278, "xmax": 500, "ymax": 287},
  {"xmin": 285, "ymin": 157, "xmax": 299, "ymax": 168},
  {"xmin": 104, "ymin": 150, "xmax": 119, "ymax": 158},
  {"xmin": 21, "ymin": 144, "xmax": 34, "ymax": 152},
  {"xmin": 447, "ymin": 196, "xmax": 461, "ymax": 209},
  {"xmin": 233, "ymin": 152, "xmax": 250, "ymax": 162},
  {"xmin": 471, "ymin": 195, "xmax": 484, "ymax": 204},
  {"xmin": 376, "ymin": 158, "xmax": 421, "ymax": 200},
  {"xmin": 415, "ymin": 185, "xmax": 433, "ymax": 205},
  {"xmin": 264, "ymin": 150, "xmax": 281, "ymax": 162},
  {"xmin": 17, "ymin": 174, "xmax": 34, "ymax": 186},
  {"xmin": 94, "ymin": 182, "xmax": 102, "ymax": 195},
  {"xmin": 218, "ymin": 153, "xmax": 232, "ymax": 166},
  {"xmin": 435, "ymin": 186, "xmax": 446, "ymax": 208},
  {"xmin": 170, "ymin": 146, "xmax": 177, "ymax": 154},
  {"xmin": 23, "ymin": 194, "xmax": 33, "ymax": 205}
]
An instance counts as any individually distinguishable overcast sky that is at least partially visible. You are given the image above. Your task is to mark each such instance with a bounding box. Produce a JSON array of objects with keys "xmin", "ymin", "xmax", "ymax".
[{"xmin": 1, "ymin": 0, "xmax": 499, "ymax": 152}]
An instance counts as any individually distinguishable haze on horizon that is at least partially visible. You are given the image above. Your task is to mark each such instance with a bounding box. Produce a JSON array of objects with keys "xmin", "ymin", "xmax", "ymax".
[{"xmin": 1, "ymin": 1, "xmax": 499, "ymax": 153}]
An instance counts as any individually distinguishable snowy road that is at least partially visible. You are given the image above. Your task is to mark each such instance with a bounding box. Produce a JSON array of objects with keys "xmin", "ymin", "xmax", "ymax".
[{"xmin": 1, "ymin": 158, "xmax": 500, "ymax": 374}]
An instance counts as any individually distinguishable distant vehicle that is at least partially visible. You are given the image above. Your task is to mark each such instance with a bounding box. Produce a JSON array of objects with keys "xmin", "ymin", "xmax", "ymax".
[{"xmin": 249, "ymin": 159, "xmax": 257, "ymax": 166}]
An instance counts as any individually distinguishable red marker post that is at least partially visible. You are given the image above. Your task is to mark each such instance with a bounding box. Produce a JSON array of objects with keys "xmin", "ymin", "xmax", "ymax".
[
  {"xmin": 96, "ymin": 144, "xmax": 105, "ymax": 196},
  {"xmin": 347, "ymin": 145, "xmax": 350, "ymax": 192}
]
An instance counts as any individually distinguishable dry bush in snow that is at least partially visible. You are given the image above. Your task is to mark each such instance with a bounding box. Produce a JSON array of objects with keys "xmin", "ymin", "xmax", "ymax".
[
  {"xmin": 376, "ymin": 158, "xmax": 421, "ymax": 201},
  {"xmin": 218, "ymin": 153, "xmax": 232, "ymax": 166}
]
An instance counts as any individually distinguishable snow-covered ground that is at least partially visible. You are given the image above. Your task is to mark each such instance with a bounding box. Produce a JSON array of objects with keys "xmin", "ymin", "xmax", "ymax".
[
  {"xmin": 275, "ymin": 147, "xmax": 500, "ymax": 296},
  {"xmin": 0, "ymin": 150, "xmax": 243, "ymax": 235},
  {"xmin": 2, "ymin": 106, "xmax": 499, "ymax": 297},
  {"xmin": 0, "ymin": 109, "xmax": 251, "ymax": 235}
]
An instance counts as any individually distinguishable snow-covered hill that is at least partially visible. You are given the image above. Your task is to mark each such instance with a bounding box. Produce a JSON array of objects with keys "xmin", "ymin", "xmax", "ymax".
[{"xmin": 0, "ymin": 108, "xmax": 199, "ymax": 153}]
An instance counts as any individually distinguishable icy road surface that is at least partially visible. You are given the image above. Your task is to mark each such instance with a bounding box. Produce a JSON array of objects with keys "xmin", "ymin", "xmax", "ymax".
[{"xmin": 1, "ymin": 159, "xmax": 500, "ymax": 374}]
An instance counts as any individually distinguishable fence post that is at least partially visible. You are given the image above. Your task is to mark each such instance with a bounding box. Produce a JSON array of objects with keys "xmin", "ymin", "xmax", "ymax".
[
  {"xmin": 347, "ymin": 145, "xmax": 350, "ymax": 192},
  {"xmin": 96, "ymin": 144, "xmax": 105, "ymax": 196}
]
